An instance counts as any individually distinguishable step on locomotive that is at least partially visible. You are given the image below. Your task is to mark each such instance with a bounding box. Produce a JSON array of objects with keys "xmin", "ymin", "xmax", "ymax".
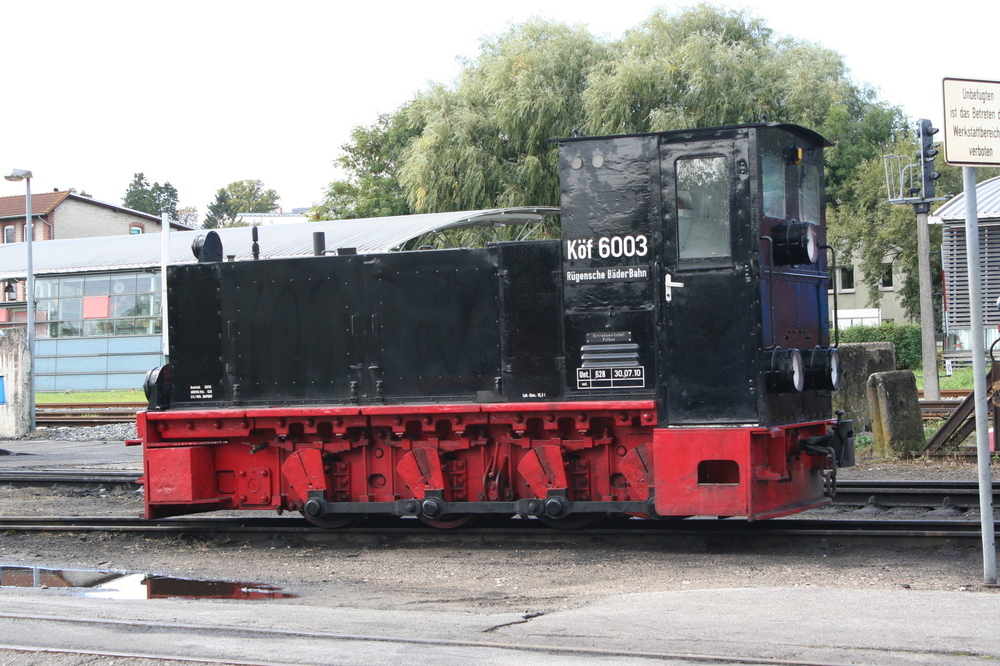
[{"xmin": 138, "ymin": 122, "xmax": 854, "ymax": 527}]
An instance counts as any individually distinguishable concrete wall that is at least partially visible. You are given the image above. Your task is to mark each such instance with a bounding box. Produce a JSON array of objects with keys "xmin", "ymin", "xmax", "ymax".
[
  {"xmin": 833, "ymin": 342, "xmax": 896, "ymax": 433},
  {"xmin": 53, "ymin": 199, "xmax": 161, "ymax": 239},
  {"xmin": 867, "ymin": 370, "xmax": 925, "ymax": 456},
  {"xmin": 0, "ymin": 328, "xmax": 29, "ymax": 438}
]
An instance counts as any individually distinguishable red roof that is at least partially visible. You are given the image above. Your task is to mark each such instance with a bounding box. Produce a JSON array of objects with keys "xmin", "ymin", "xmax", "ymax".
[
  {"xmin": 0, "ymin": 190, "xmax": 71, "ymax": 217},
  {"xmin": 0, "ymin": 191, "xmax": 189, "ymax": 228}
]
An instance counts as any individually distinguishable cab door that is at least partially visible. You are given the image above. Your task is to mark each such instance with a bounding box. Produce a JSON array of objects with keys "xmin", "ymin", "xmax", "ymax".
[{"xmin": 658, "ymin": 135, "xmax": 759, "ymax": 424}]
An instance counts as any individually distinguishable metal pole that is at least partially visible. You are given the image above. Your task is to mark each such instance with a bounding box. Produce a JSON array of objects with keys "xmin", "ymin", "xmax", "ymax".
[
  {"xmin": 160, "ymin": 212, "xmax": 170, "ymax": 359},
  {"xmin": 915, "ymin": 205, "xmax": 940, "ymax": 399},
  {"xmin": 25, "ymin": 177, "xmax": 35, "ymax": 433},
  {"xmin": 961, "ymin": 165, "xmax": 996, "ymax": 585}
]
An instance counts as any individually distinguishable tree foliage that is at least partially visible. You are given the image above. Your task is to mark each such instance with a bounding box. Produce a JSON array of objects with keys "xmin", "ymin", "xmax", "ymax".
[
  {"xmin": 203, "ymin": 180, "xmax": 280, "ymax": 228},
  {"xmin": 122, "ymin": 172, "xmax": 179, "ymax": 219},
  {"xmin": 398, "ymin": 19, "xmax": 605, "ymax": 214},
  {"xmin": 827, "ymin": 130, "xmax": 1000, "ymax": 322},
  {"xmin": 176, "ymin": 206, "xmax": 199, "ymax": 229},
  {"xmin": 311, "ymin": 112, "xmax": 421, "ymax": 220},
  {"xmin": 318, "ymin": 4, "xmax": 904, "ymax": 220}
]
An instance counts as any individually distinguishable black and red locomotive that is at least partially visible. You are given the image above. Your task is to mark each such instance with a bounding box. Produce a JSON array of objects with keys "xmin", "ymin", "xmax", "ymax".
[{"xmin": 138, "ymin": 122, "xmax": 854, "ymax": 527}]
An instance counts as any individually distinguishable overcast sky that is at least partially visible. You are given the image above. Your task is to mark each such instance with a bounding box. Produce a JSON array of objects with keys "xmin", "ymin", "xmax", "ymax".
[{"xmin": 1, "ymin": 0, "xmax": 994, "ymax": 218}]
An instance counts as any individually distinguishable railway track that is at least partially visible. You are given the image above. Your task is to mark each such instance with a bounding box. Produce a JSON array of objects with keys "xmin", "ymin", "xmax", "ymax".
[
  {"xmin": 0, "ymin": 469, "xmax": 140, "ymax": 485},
  {"xmin": 0, "ymin": 513, "xmax": 993, "ymax": 544},
  {"xmin": 833, "ymin": 479, "xmax": 1000, "ymax": 509},
  {"xmin": 35, "ymin": 402, "xmax": 144, "ymax": 427},
  {"xmin": 4, "ymin": 471, "xmax": 996, "ymax": 511}
]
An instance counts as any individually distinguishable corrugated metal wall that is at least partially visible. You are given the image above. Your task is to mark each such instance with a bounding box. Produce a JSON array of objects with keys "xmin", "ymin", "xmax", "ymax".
[{"xmin": 942, "ymin": 221, "xmax": 1000, "ymax": 331}]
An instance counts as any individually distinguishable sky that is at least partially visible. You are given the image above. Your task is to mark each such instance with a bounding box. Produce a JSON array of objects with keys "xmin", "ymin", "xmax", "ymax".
[{"xmin": 0, "ymin": 0, "xmax": 995, "ymax": 219}]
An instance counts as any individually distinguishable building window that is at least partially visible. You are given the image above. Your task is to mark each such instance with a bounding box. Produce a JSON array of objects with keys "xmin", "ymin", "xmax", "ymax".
[
  {"xmin": 33, "ymin": 272, "xmax": 162, "ymax": 339},
  {"xmin": 2, "ymin": 226, "xmax": 14, "ymax": 244},
  {"xmin": 129, "ymin": 224, "xmax": 144, "ymax": 235},
  {"xmin": 880, "ymin": 264, "xmax": 894, "ymax": 289},
  {"xmin": 839, "ymin": 266, "xmax": 855, "ymax": 291}
]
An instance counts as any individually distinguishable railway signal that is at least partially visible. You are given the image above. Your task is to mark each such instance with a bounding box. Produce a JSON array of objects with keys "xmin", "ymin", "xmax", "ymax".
[
  {"xmin": 882, "ymin": 119, "xmax": 947, "ymax": 403},
  {"xmin": 917, "ymin": 118, "xmax": 941, "ymax": 199}
]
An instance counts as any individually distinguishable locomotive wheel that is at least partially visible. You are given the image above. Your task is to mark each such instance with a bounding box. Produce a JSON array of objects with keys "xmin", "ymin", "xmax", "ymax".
[
  {"xmin": 300, "ymin": 511, "xmax": 365, "ymax": 529},
  {"xmin": 538, "ymin": 514, "xmax": 606, "ymax": 530},
  {"xmin": 418, "ymin": 514, "xmax": 478, "ymax": 529}
]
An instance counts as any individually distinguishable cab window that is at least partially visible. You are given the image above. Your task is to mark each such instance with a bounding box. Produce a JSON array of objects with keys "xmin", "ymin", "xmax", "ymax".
[
  {"xmin": 799, "ymin": 164, "xmax": 821, "ymax": 223},
  {"xmin": 762, "ymin": 152, "xmax": 785, "ymax": 219},
  {"xmin": 676, "ymin": 156, "xmax": 730, "ymax": 261}
]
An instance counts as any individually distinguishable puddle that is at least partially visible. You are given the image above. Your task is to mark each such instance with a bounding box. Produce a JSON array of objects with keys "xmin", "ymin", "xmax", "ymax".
[{"xmin": 0, "ymin": 566, "xmax": 295, "ymax": 599}]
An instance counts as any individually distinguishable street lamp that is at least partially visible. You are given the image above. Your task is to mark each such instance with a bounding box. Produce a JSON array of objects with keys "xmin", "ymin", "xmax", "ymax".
[{"xmin": 4, "ymin": 169, "xmax": 35, "ymax": 432}]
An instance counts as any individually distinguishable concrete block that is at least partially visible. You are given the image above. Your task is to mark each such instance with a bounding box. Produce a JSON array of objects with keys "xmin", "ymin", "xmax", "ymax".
[
  {"xmin": 833, "ymin": 342, "xmax": 896, "ymax": 432},
  {"xmin": 867, "ymin": 370, "xmax": 925, "ymax": 456},
  {"xmin": 0, "ymin": 328, "xmax": 30, "ymax": 439}
]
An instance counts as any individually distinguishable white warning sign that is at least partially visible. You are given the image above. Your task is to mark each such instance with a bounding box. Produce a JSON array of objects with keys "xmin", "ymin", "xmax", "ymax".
[{"xmin": 943, "ymin": 78, "xmax": 1000, "ymax": 167}]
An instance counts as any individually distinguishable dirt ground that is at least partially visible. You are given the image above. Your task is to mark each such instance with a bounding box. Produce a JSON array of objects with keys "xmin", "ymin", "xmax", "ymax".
[{"xmin": 2, "ymin": 448, "xmax": 997, "ymax": 614}]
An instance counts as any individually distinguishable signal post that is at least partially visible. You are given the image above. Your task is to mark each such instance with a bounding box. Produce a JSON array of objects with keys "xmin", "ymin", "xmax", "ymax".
[{"xmin": 942, "ymin": 77, "xmax": 1000, "ymax": 586}]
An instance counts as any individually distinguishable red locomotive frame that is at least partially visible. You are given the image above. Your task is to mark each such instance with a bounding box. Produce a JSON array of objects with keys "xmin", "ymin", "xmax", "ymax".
[{"xmin": 134, "ymin": 401, "xmax": 834, "ymax": 524}]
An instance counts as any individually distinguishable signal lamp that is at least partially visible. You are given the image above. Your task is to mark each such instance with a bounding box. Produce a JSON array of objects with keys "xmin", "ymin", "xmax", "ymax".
[
  {"xmin": 803, "ymin": 347, "xmax": 840, "ymax": 391},
  {"xmin": 917, "ymin": 119, "xmax": 942, "ymax": 199},
  {"xmin": 772, "ymin": 221, "xmax": 819, "ymax": 265},
  {"xmin": 765, "ymin": 348, "xmax": 804, "ymax": 393}
]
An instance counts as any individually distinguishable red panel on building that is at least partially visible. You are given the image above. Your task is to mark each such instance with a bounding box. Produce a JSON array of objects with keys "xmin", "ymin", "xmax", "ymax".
[{"xmin": 82, "ymin": 296, "xmax": 111, "ymax": 319}]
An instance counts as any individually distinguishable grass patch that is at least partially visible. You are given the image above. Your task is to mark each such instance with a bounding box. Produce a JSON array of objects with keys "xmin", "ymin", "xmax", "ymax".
[
  {"xmin": 914, "ymin": 366, "xmax": 975, "ymax": 391},
  {"xmin": 36, "ymin": 389, "xmax": 144, "ymax": 404}
]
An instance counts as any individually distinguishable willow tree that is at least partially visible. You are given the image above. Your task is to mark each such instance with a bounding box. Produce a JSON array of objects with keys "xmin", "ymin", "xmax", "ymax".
[
  {"xmin": 311, "ymin": 111, "xmax": 422, "ymax": 220},
  {"xmin": 397, "ymin": 19, "xmax": 606, "ymax": 213},
  {"xmin": 317, "ymin": 4, "xmax": 902, "ymax": 218},
  {"xmin": 582, "ymin": 5, "xmax": 775, "ymax": 134},
  {"xmin": 582, "ymin": 5, "xmax": 904, "ymax": 202}
]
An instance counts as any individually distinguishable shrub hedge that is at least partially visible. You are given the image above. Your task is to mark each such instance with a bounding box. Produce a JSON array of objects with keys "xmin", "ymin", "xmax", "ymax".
[{"xmin": 838, "ymin": 322, "xmax": 922, "ymax": 370}]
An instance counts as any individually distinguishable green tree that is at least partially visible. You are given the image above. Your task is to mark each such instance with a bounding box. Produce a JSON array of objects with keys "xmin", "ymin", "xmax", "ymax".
[
  {"xmin": 122, "ymin": 173, "xmax": 179, "ymax": 218},
  {"xmin": 311, "ymin": 111, "xmax": 421, "ymax": 220},
  {"xmin": 224, "ymin": 179, "xmax": 280, "ymax": 214},
  {"xmin": 323, "ymin": 6, "xmax": 902, "ymax": 217},
  {"xmin": 203, "ymin": 180, "xmax": 280, "ymax": 228},
  {"xmin": 203, "ymin": 189, "xmax": 235, "ymax": 229},
  {"xmin": 582, "ymin": 5, "xmax": 775, "ymax": 134},
  {"xmin": 583, "ymin": 5, "xmax": 905, "ymax": 202},
  {"xmin": 826, "ymin": 131, "xmax": 999, "ymax": 323},
  {"xmin": 398, "ymin": 19, "xmax": 605, "ymax": 213}
]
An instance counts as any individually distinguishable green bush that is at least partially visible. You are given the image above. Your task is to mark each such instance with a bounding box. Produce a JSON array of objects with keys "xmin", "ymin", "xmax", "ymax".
[{"xmin": 839, "ymin": 322, "xmax": 922, "ymax": 370}]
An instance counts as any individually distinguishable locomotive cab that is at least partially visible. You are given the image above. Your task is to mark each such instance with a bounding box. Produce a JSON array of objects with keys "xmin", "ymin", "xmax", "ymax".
[
  {"xmin": 558, "ymin": 123, "xmax": 837, "ymax": 427},
  {"xmin": 557, "ymin": 124, "xmax": 852, "ymax": 519}
]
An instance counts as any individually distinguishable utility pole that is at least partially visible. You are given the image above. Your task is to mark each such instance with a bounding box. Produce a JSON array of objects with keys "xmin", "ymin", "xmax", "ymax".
[
  {"xmin": 915, "ymin": 119, "xmax": 942, "ymax": 400},
  {"xmin": 883, "ymin": 119, "xmax": 943, "ymax": 399}
]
